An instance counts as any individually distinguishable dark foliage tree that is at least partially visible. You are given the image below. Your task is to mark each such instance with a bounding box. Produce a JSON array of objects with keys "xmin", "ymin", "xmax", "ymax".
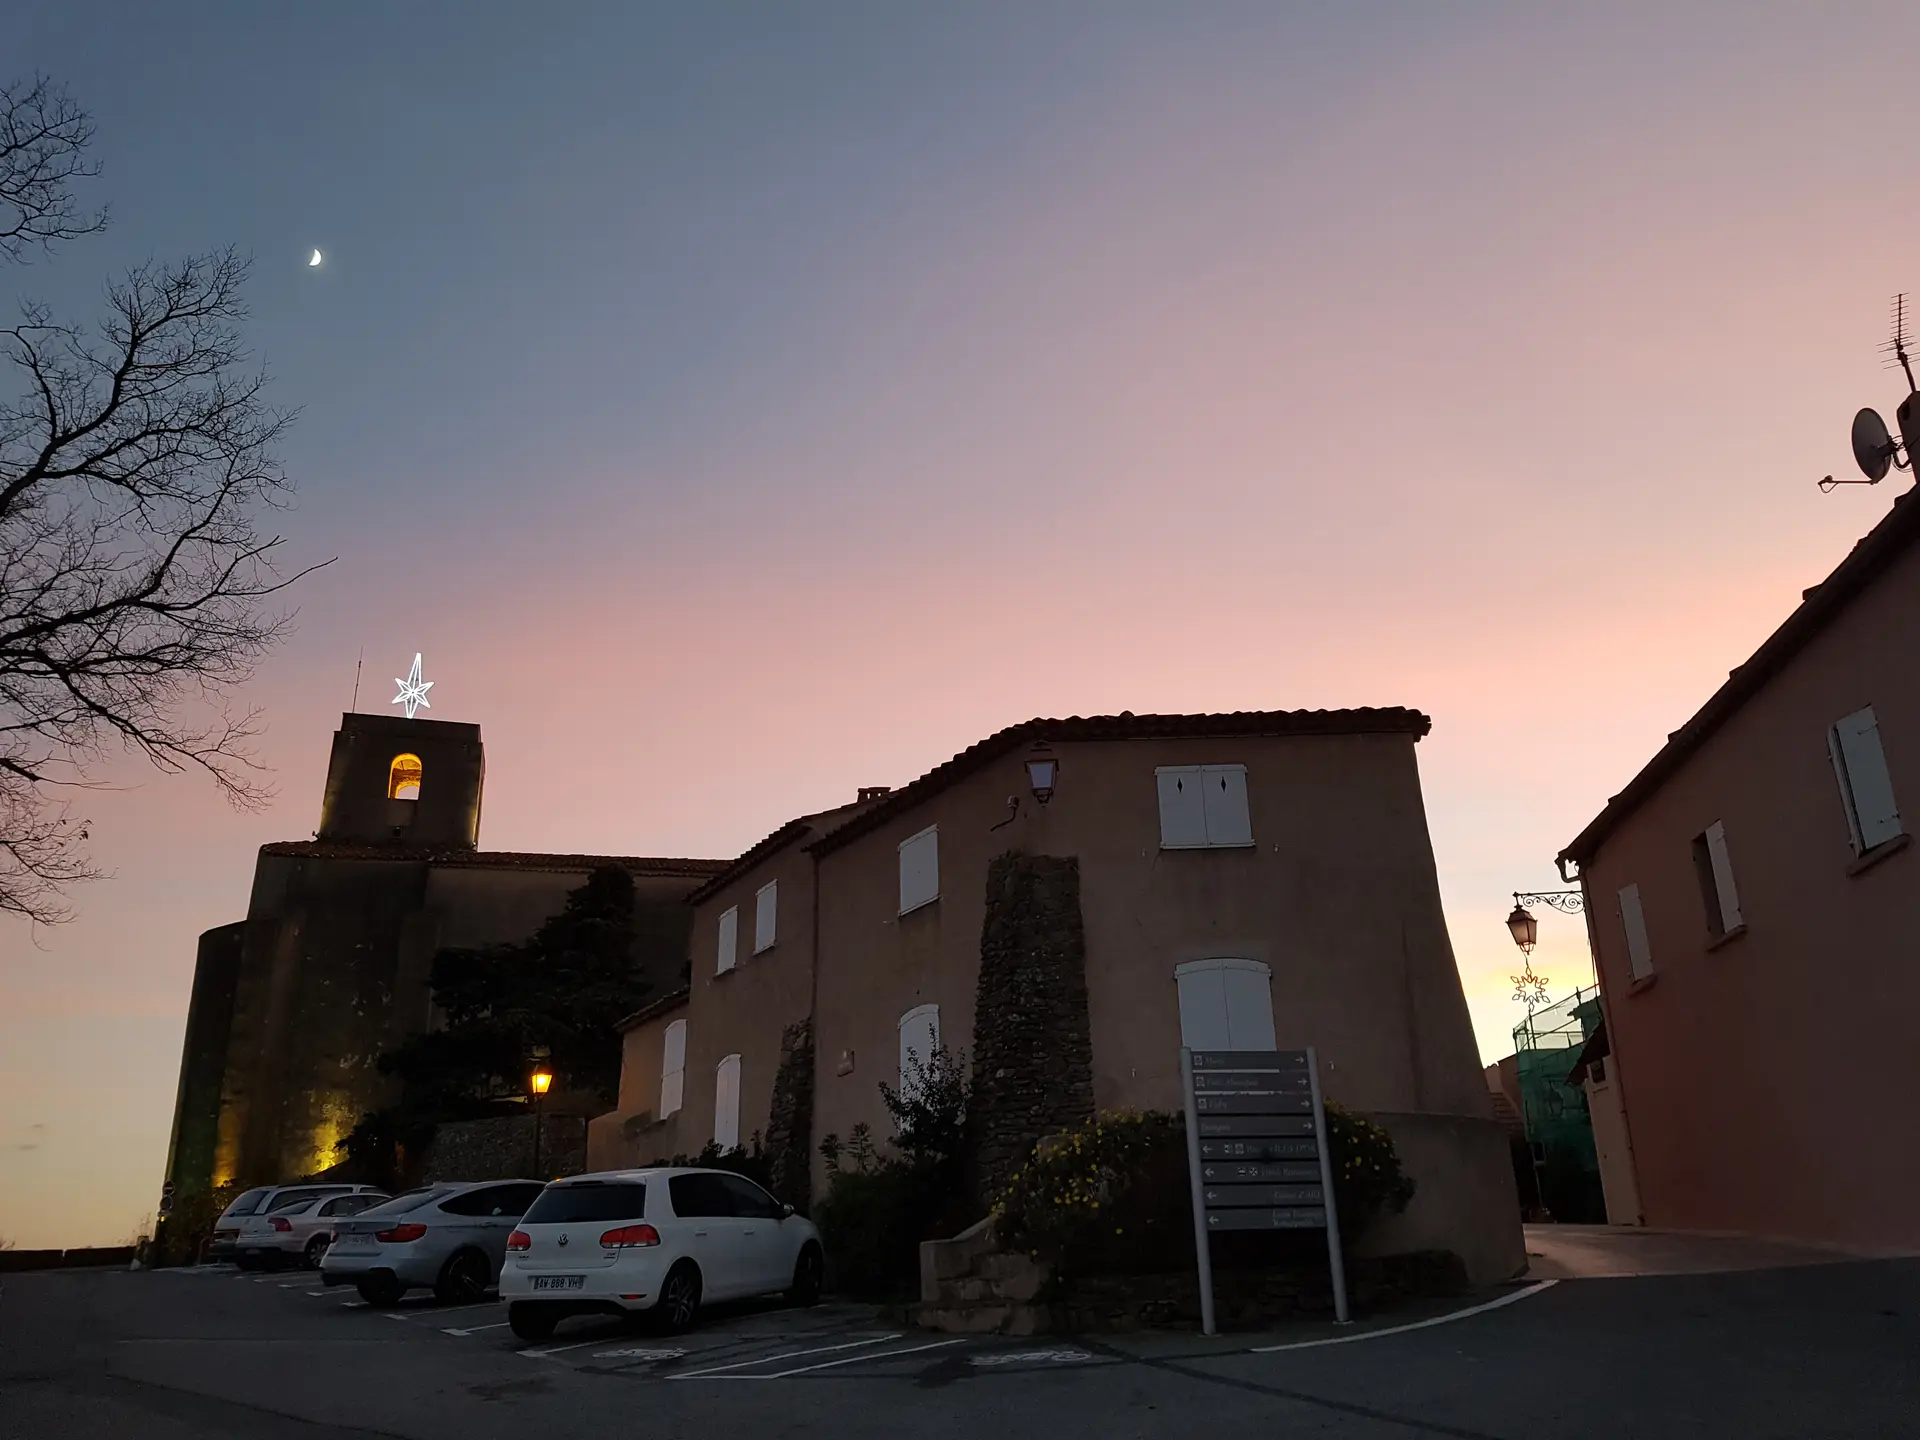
[
  {"xmin": 343, "ymin": 867, "xmax": 646, "ymax": 1179},
  {"xmin": 0, "ymin": 73, "xmax": 319, "ymax": 924}
]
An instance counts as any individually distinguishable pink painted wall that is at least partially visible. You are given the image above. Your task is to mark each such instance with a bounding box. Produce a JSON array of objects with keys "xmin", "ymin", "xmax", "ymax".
[{"xmin": 1575, "ymin": 516, "xmax": 1920, "ymax": 1249}]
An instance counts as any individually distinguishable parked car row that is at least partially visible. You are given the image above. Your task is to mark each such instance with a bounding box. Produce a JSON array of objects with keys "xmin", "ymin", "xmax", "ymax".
[{"xmin": 206, "ymin": 1167, "xmax": 824, "ymax": 1340}]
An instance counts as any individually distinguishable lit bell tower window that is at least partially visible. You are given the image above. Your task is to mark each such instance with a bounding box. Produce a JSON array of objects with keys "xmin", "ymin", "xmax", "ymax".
[{"xmin": 388, "ymin": 753, "xmax": 423, "ymax": 801}]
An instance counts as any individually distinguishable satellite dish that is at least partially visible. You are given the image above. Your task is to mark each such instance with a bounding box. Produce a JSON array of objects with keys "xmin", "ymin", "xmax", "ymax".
[{"xmin": 1852, "ymin": 407, "xmax": 1895, "ymax": 481}]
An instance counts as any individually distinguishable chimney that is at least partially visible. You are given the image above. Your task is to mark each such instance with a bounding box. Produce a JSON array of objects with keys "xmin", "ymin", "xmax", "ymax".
[{"xmin": 857, "ymin": 786, "xmax": 892, "ymax": 803}]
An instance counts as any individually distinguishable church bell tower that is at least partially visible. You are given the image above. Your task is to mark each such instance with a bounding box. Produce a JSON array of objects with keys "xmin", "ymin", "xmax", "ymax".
[{"xmin": 315, "ymin": 712, "xmax": 485, "ymax": 848}]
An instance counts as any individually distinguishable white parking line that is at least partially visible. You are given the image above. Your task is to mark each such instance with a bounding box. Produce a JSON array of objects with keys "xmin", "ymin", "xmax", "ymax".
[
  {"xmin": 755, "ymin": 1337, "xmax": 966, "ymax": 1379},
  {"xmin": 670, "ymin": 1334, "xmax": 902, "ymax": 1379},
  {"xmin": 423, "ymin": 1301, "xmax": 500, "ymax": 1316},
  {"xmin": 1247, "ymin": 1280, "xmax": 1560, "ymax": 1354},
  {"xmin": 382, "ymin": 1313, "xmax": 411, "ymax": 1322},
  {"xmin": 518, "ymin": 1338, "xmax": 605, "ymax": 1359},
  {"xmin": 306, "ymin": 1291, "xmax": 328, "ymax": 1297},
  {"xmin": 442, "ymin": 1322, "xmax": 511, "ymax": 1337}
]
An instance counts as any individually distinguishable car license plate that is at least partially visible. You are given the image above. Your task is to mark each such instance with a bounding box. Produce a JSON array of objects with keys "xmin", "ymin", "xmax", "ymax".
[
  {"xmin": 532, "ymin": 1275, "xmax": 585, "ymax": 1292},
  {"xmin": 333, "ymin": 1236, "xmax": 375, "ymax": 1252}
]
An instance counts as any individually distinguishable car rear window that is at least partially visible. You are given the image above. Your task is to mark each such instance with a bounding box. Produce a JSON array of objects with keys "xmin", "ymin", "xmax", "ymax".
[
  {"xmin": 267, "ymin": 1189, "xmax": 335, "ymax": 1214},
  {"xmin": 522, "ymin": 1181, "xmax": 648, "ymax": 1225},
  {"xmin": 360, "ymin": 1187, "xmax": 453, "ymax": 1217},
  {"xmin": 223, "ymin": 1187, "xmax": 271, "ymax": 1218}
]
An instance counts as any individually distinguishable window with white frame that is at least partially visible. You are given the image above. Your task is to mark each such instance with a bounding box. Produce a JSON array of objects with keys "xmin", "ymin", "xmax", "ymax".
[
  {"xmin": 898, "ymin": 1004, "xmax": 940, "ymax": 1101},
  {"xmin": 754, "ymin": 881, "xmax": 778, "ymax": 954},
  {"xmin": 1690, "ymin": 821, "xmax": 1743, "ymax": 939},
  {"xmin": 1174, "ymin": 958, "xmax": 1277, "ymax": 1051},
  {"xmin": 1156, "ymin": 765, "xmax": 1253, "ymax": 849},
  {"xmin": 716, "ymin": 906, "xmax": 738, "ymax": 975},
  {"xmin": 898, "ymin": 826, "xmax": 939, "ymax": 914},
  {"xmin": 1828, "ymin": 706, "xmax": 1905, "ymax": 855},
  {"xmin": 713, "ymin": 1054, "xmax": 741, "ymax": 1151},
  {"xmin": 1617, "ymin": 883, "xmax": 1654, "ymax": 981},
  {"xmin": 660, "ymin": 1019, "xmax": 686, "ymax": 1118}
]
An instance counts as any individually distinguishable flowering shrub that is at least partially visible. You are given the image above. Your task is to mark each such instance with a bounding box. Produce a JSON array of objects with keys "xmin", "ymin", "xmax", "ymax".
[{"xmin": 992, "ymin": 1105, "xmax": 1414, "ymax": 1276}]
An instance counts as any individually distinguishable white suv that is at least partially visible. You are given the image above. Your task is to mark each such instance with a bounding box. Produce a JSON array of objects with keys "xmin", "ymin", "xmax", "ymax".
[{"xmin": 499, "ymin": 1168, "xmax": 823, "ymax": 1341}]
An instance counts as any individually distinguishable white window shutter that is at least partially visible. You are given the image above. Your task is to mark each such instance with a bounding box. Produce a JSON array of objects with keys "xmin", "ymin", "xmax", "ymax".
[
  {"xmin": 716, "ymin": 907, "xmax": 738, "ymax": 974},
  {"xmin": 898, "ymin": 1005, "xmax": 940, "ymax": 1100},
  {"xmin": 1703, "ymin": 821, "xmax": 1742, "ymax": 931},
  {"xmin": 660, "ymin": 1019, "xmax": 686, "ymax": 1118},
  {"xmin": 898, "ymin": 827, "xmax": 939, "ymax": 914},
  {"xmin": 713, "ymin": 1054, "xmax": 741, "ymax": 1151},
  {"xmin": 1618, "ymin": 884, "xmax": 1653, "ymax": 980},
  {"xmin": 754, "ymin": 881, "xmax": 778, "ymax": 953},
  {"xmin": 1200, "ymin": 765, "xmax": 1253, "ymax": 846},
  {"xmin": 1156, "ymin": 767, "xmax": 1208, "ymax": 848},
  {"xmin": 1174, "ymin": 962, "xmax": 1232, "ymax": 1050},
  {"xmin": 1834, "ymin": 707, "xmax": 1903, "ymax": 852},
  {"xmin": 1220, "ymin": 961, "xmax": 1277, "ymax": 1049}
]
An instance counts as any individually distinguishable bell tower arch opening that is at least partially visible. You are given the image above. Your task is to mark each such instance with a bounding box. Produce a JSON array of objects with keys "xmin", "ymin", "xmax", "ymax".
[{"xmin": 388, "ymin": 753, "xmax": 423, "ymax": 801}]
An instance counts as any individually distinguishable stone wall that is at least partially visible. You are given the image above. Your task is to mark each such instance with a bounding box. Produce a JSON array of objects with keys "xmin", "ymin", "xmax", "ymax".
[
  {"xmin": 764, "ymin": 1019, "xmax": 815, "ymax": 1211},
  {"xmin": 420, "ymin": 1114, "xmax": 588, "ymax": 1183},
  {"xmin": 967, "ymin": 852, "xmax": 1095, "ymax": 1207}
]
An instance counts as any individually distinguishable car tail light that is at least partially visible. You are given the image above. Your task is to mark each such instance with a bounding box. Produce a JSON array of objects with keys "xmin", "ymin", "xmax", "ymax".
[
  {"xmin": 328, "ymin": 1229, "xmax": 338, "ymax": 1243},
  {"xmin": 599, "ymin": 1224, "xmax": 660, "ymax": 1248},
  {"xmin": 374, "ymin": 1223, "xmax": 428, "ymax": 1243},
  {"xmin": 506, "ymin": 1229, "xmax": 532, "ymax": 1252},
  {"xmin": 269, "ymin": 1216, "xmax": 292, "ymax": 1232}
]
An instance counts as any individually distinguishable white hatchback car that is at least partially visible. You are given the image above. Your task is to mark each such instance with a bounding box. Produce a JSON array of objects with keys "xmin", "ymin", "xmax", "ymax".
[{"xmin": 500, "ymin": 1168, "xmax": 823, "ymax": 1341}]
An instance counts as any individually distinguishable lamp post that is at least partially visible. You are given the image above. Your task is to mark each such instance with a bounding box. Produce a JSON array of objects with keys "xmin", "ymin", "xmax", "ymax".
[
  {"xmin": 529, "ymin": 1065, "xmax": 553, "ymax": 1178},
  {"xmin": 1505, "ymin": 889, "xmax": 1584, "ymax": 1012}
]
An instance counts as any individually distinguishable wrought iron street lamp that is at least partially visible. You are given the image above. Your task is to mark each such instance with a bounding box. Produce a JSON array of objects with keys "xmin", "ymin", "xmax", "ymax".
[
  {"xmin": 1025, "ymin": 746, "xmax": 1058, "ymax": 805},
  {"xmin": 1505, "ymin": 890, "xmax": 1583, "ymax": 1010}
]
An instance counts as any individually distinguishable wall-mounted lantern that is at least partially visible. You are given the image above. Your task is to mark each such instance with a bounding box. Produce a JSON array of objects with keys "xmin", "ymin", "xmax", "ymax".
[{"xmin": 1025, "ymin": 747, "xmax": 1058, "ymax": 805}]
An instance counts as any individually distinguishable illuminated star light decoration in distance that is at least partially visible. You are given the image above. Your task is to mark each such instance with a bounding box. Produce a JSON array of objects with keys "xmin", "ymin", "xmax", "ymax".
[
  {"xmin": 392, "ymin": 653, "xmax": 434, "ymax": 719},
  {"xmin": 308, "ymin": 248, "xmax": 323, "ymax": 267}
]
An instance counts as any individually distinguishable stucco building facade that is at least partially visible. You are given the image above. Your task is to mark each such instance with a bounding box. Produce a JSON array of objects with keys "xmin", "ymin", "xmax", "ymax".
[
  {"xmin": 1559, "ymin": 488, "xmax": 1920, "ymax": 1250},
  {"xmin": 595, "ymin": 709, "xmax": 1524, "ymax": 1285},
  {"xmin": 163, "ymin": 712, "xmax": 723, "ymax": 1195}
]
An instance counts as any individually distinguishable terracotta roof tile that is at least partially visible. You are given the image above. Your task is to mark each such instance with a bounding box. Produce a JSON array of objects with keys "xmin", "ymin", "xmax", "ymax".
[
  {"xmin": 808, "ymin": 707, "xmax": 1432, "ymax": 857},
  {"xmin": 1560, "ymin": 487, "xmax": 1920, "ymax": 867},
  {"xmin": 683, "ymin": 799, "xmax": 877, "ymax": 905}
]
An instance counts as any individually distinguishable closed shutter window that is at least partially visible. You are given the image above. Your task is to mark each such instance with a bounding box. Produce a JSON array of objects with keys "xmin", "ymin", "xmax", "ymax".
[
  {"xmin": 1829, "ymin": 706, "xmax": 1904, "ymax": 854},
  {"xmin": 754, "ymin": 881, "xmax": 778, "ymax": 954},
  {"xmin": 1618, "ymin": 884, "xmax": 1654, "ymax": 980},
  {"xmin": 1174, "ymin": 959, "xmax": 1276, "ymax": 1051},
  {"xmin": 716, "ymin": 906, "xmax": 738, "ymax": 975},
  {"xmin": 1156, "ymin": 768, "xmax": 1208, "ymax": 848},
  {"xmin": 660, "ymin": 1019, "xmax": 686, "ymax": 1118},
  {"xmin": 899, "ymin": 827, "xmax": 939, "ymax": 914},
  {"xmin": 898, "ymin": 1004, "xmax": 940, "ymax": 1100},
  {"xmin": 1704, "ymin": 821, "xmax": 1742, "ymax": 933},
  {"xmin": 1157, "ymin": 765, "xmax": 1253, "ymax": 848},
  {"xmin": 713, "ymin": 1054, "xmax": 741, "ymax": 1151}
]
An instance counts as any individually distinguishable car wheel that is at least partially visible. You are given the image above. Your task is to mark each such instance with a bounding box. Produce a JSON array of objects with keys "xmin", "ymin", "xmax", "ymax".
[
  {"xmin": 786, "ymin": 1243, "xmax": 823, "ymax": 1307},
  {"xmin": 357, "ymin": 1276, "xmax": 404, "ymax": 1308},
  {"xmin": 508, "ymin": 1303, "xmax": 557, "ymax": 1342},
  {"xmin": 655, "ymin": 1261, "xmax": 702, "ymax": 1334},
  {"xmin": 435, "ymin": 1249, "xmax": 490, "ymax": 1305},
  {"xmin": 303, "ymin": 1235, "xmax": 329, "ymax": 1270}
]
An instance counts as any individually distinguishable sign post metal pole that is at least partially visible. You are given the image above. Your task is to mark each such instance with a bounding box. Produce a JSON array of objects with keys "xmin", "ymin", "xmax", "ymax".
[
  {"xmin": 1306, "ymin": 1045, "xmax": 1350, "ymax": 1324},
  {"xmin": 1179, "ymin": 1046, "xmax": 1219, "ymax": 1337}
]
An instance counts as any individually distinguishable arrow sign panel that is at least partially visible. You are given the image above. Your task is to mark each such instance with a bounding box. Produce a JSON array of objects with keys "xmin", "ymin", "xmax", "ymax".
[
  {"xmin": 1199, "ymin": 1138, "xmax": 1319, "ymax": 1161},
  {"xmin": 1192, "ymin": 1070, "xmax": 1312, "ymax": 1092},
  {"xmin": 1191, "ymin": 1050, "xmax": 1310, "ymax": 1071},
  {"xmin": 1206, "ymin": 1206, "xmax": 1328, "ymax": 1231},
  {"xmin": 1197, "ymin": 1116, "xmax": 1316, "ymax": 1138},
  {"xmin": 1195, "ymin": 1093, "xmax": 1313, "ymax": 1115},
  {"xmin": 1200, "ymin": 1161, "xmax": 1322, "ymax": 1183},
  {"xmin": 1203, "ymin": 1183, "xmax": 1325, "ymax": 1207}
]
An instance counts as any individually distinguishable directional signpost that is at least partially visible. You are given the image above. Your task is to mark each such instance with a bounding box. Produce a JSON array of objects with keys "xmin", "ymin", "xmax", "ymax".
[{"xmin": 1180, "ymin": 1045, "xmax": 1349, "ymax": 1335}]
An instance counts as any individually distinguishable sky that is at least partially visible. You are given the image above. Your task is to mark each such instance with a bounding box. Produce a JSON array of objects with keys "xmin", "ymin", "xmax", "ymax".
[{"xmin": 4, "ymin": 2, "xmax": 1918, "ymax": 1249}]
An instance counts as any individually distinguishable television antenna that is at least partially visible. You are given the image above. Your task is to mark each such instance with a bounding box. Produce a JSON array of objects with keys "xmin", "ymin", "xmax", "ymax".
[{"xmin": 1821, "ymin": 294, "xmax": 1919, "ymax": 491}]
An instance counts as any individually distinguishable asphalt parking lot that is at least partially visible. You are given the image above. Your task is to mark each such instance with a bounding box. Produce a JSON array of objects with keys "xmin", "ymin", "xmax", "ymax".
[{"xmin": 3, "ymin": 1253, "xmax": 1918, "ymax": 1438}]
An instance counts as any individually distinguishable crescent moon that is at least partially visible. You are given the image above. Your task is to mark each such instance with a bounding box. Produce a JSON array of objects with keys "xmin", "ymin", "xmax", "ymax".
[{"xmin": 309, "ymin": 249, "xmax": 324, "ymax": 267}]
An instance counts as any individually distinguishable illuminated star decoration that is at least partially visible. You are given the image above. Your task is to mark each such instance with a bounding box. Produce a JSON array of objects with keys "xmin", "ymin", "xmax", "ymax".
[
  {"xmin": 1512, "ymin": 963, "xmax": 1549, "ymax": 1011},
  {"xmin": 392, "ymin": 653, "xmax": 434, "ymax": 719}
]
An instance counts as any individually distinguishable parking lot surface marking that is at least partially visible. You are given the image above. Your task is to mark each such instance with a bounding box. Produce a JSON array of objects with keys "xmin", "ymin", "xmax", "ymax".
[
  {"xmin": 671, "ymin": 1333, "xmax": 904, "ymax": 1379},
  {"xmin": 443, "ymin": 1322, "xmax": 511, "ymax": 1336},
  {"xmin": 518, "ymin": 1338, "xmax": 605, "ymax": 1359},
  {"xmin": 971, "ymin": 1348, "xmax": 1094, "ymax": 1366},
  {"xmin": 1247, "ymin": 1279, "xmax": 1558, "ymax": 1354},
  {"xmin": 754, "ymin": 1337, "xmax": 967, "ymax": 1379},
  {"xmin": 593, "ymin": 1347, "xmax": 687, "ymax": 1361}
]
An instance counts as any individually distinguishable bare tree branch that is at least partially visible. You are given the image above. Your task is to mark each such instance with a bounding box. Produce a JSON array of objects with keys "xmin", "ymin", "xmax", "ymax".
[
  {"xmin": 0, "ymin": 74, "xmax": 108, "ymax": 263},
  {"xmin": 1, "ymin": 78, "xmax": 325, "ymax": 925}
]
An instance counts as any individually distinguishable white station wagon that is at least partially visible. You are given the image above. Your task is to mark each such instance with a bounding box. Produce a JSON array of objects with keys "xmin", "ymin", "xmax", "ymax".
[{"xmin": 500, "ymin": 1167, "xmax": 823, "ymax": 1341}]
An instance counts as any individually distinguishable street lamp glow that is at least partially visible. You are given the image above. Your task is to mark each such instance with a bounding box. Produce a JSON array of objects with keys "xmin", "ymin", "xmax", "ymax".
[{"xmin": 530, "ymin": 1067, "xmax": 553, "ymax": 1096}]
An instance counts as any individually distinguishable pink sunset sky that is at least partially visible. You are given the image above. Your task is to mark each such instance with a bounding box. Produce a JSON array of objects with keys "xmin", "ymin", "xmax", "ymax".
[{"xmin": 5, "ymin": 3, "xmax": 1919, "ymax": 1248}]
